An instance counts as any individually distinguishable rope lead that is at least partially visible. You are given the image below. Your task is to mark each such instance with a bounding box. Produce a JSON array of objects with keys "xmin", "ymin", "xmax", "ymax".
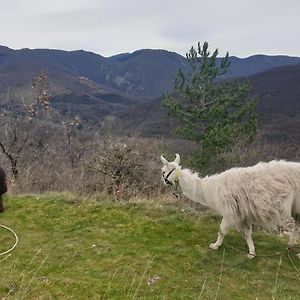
[{"xmin": 0, "ymin": 224, "xmax": 18, "ymax": 256}]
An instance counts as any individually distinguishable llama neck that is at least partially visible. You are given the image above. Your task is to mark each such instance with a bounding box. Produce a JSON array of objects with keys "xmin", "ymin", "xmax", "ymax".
[{"xmin": 178, "ymin": 169, "xmax": 216, "ymax": 210}]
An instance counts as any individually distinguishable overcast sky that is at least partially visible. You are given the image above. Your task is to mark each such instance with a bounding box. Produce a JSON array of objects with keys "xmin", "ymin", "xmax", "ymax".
[{"xmin": 1, "ymin": 0, "xmax": 299, "ymax": 58}]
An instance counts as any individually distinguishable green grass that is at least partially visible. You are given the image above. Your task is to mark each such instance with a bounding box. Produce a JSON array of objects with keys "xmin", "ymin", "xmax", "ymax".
[{"xmin": 0, "ymin": 193, "xmax": 300, "ymax": 299}]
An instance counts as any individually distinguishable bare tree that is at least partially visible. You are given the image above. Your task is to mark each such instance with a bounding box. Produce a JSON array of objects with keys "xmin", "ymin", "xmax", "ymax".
[
  {"xmin": 0, "ymin": 72, "xmax": 50, "ymax": 181},
  {"xmin": 62, "ymin": 115, "xmax": 86, "ymax": 168}
]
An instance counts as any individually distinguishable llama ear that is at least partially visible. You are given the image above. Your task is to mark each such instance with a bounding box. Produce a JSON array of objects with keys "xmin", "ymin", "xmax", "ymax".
[
  {"xmin": 174, "ymin": 153, "xmax": 180, "ymax": 164},
  {"xmin": 160, "ymin": 155, "xmax": 169, "ymax": 165}
]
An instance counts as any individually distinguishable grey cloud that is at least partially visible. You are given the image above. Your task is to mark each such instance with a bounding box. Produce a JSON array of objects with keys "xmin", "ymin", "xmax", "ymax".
[{"xmin": 0, "ymin": 0, "xmax": 299, "ymax": 57}]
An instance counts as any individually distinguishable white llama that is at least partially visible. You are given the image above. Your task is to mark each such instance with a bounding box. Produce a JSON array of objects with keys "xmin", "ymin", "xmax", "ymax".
[{"xmin": 160, "ymin": 154, "xmax": 300, "ymax": 258}]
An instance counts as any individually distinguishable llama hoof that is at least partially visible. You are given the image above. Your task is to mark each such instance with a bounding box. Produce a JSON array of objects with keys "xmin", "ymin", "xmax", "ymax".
[
  {"xmin": 209, "ymin": 243, "xmax": 219, "ymax": 250},
  {"xmin": 246, "ymin": 253, "xmax": 256, "ymax": 259}
]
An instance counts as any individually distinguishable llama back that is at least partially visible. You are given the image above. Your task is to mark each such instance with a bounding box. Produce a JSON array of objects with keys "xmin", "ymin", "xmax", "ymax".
[{"xmin": 214, "ymin": 160, "xmax": 300, "ymax": 230}]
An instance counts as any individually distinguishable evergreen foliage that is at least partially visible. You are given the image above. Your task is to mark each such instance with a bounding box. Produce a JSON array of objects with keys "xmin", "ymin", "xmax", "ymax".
[{"xmin": 163, "ymin": 42, "xmax": 257, "ymax": 155}]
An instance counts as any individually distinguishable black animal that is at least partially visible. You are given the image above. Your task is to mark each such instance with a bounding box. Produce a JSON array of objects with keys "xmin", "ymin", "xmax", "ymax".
[{"xmin": 0, "ymin": 167, "xmax": 7, "ymax": 212}]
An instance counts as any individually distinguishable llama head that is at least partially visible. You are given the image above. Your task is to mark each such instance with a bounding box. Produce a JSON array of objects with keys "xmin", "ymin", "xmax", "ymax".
[{"xmin": 160, "ymin": 154, "xmax": 181, "ymax": 186}]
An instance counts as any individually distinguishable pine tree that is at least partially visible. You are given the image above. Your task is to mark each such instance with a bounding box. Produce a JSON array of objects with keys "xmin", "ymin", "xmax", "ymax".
[{"xmin": 163, "ymin": 42, "xmax": 257, "ymax": 154}]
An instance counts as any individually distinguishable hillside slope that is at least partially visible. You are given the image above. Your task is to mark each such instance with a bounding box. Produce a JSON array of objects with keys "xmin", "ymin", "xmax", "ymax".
[
  {"xmin": 0, "ymin": 58, "xmax": 139, "ymax": 123},
  {"xmin": 248, "ymin": 64, "xmax": 300, "ymax": 142},
  {"xmin": 119, "ymin": 64, "xmax": 300, "ymax": 142}
]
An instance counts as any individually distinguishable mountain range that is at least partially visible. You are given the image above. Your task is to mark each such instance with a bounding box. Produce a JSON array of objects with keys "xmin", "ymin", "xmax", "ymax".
[{"xmin": 0, "ymin": 45, "xmax": 300, "ymax": 140}]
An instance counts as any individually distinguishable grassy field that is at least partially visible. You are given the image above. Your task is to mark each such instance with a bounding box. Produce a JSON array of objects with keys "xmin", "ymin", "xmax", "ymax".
[{"xmin": 0, "ymin": 193, "xmax": 300, "ymax": 299}]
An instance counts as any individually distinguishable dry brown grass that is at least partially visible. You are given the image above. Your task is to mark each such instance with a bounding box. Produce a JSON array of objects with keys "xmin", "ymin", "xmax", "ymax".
[{"xmin": 2, "ymin": 133, "xmax": 300, "ymax": 200}]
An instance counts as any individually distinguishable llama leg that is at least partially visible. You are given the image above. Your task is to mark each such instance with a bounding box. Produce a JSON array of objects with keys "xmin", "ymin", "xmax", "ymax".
[
  {"xmin": 210, "ymin": 218, "xmax": 233, "ymax": 250},
  {"xmin": 288, "ymin": 216, "xmax": 300, "ymax": 248},
  {"xmin": 241, "ymin": 224, "xmax": 256, "ymax": 259}
]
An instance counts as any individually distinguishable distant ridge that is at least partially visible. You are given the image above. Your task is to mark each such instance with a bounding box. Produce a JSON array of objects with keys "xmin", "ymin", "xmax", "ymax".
[
  {"xmin": 1, "ymin": 45, "xmax": 300, "ymax": 98},
  {"xmin": 0, "ymin": 45, "xmax": 300, "ymax": 139}
]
